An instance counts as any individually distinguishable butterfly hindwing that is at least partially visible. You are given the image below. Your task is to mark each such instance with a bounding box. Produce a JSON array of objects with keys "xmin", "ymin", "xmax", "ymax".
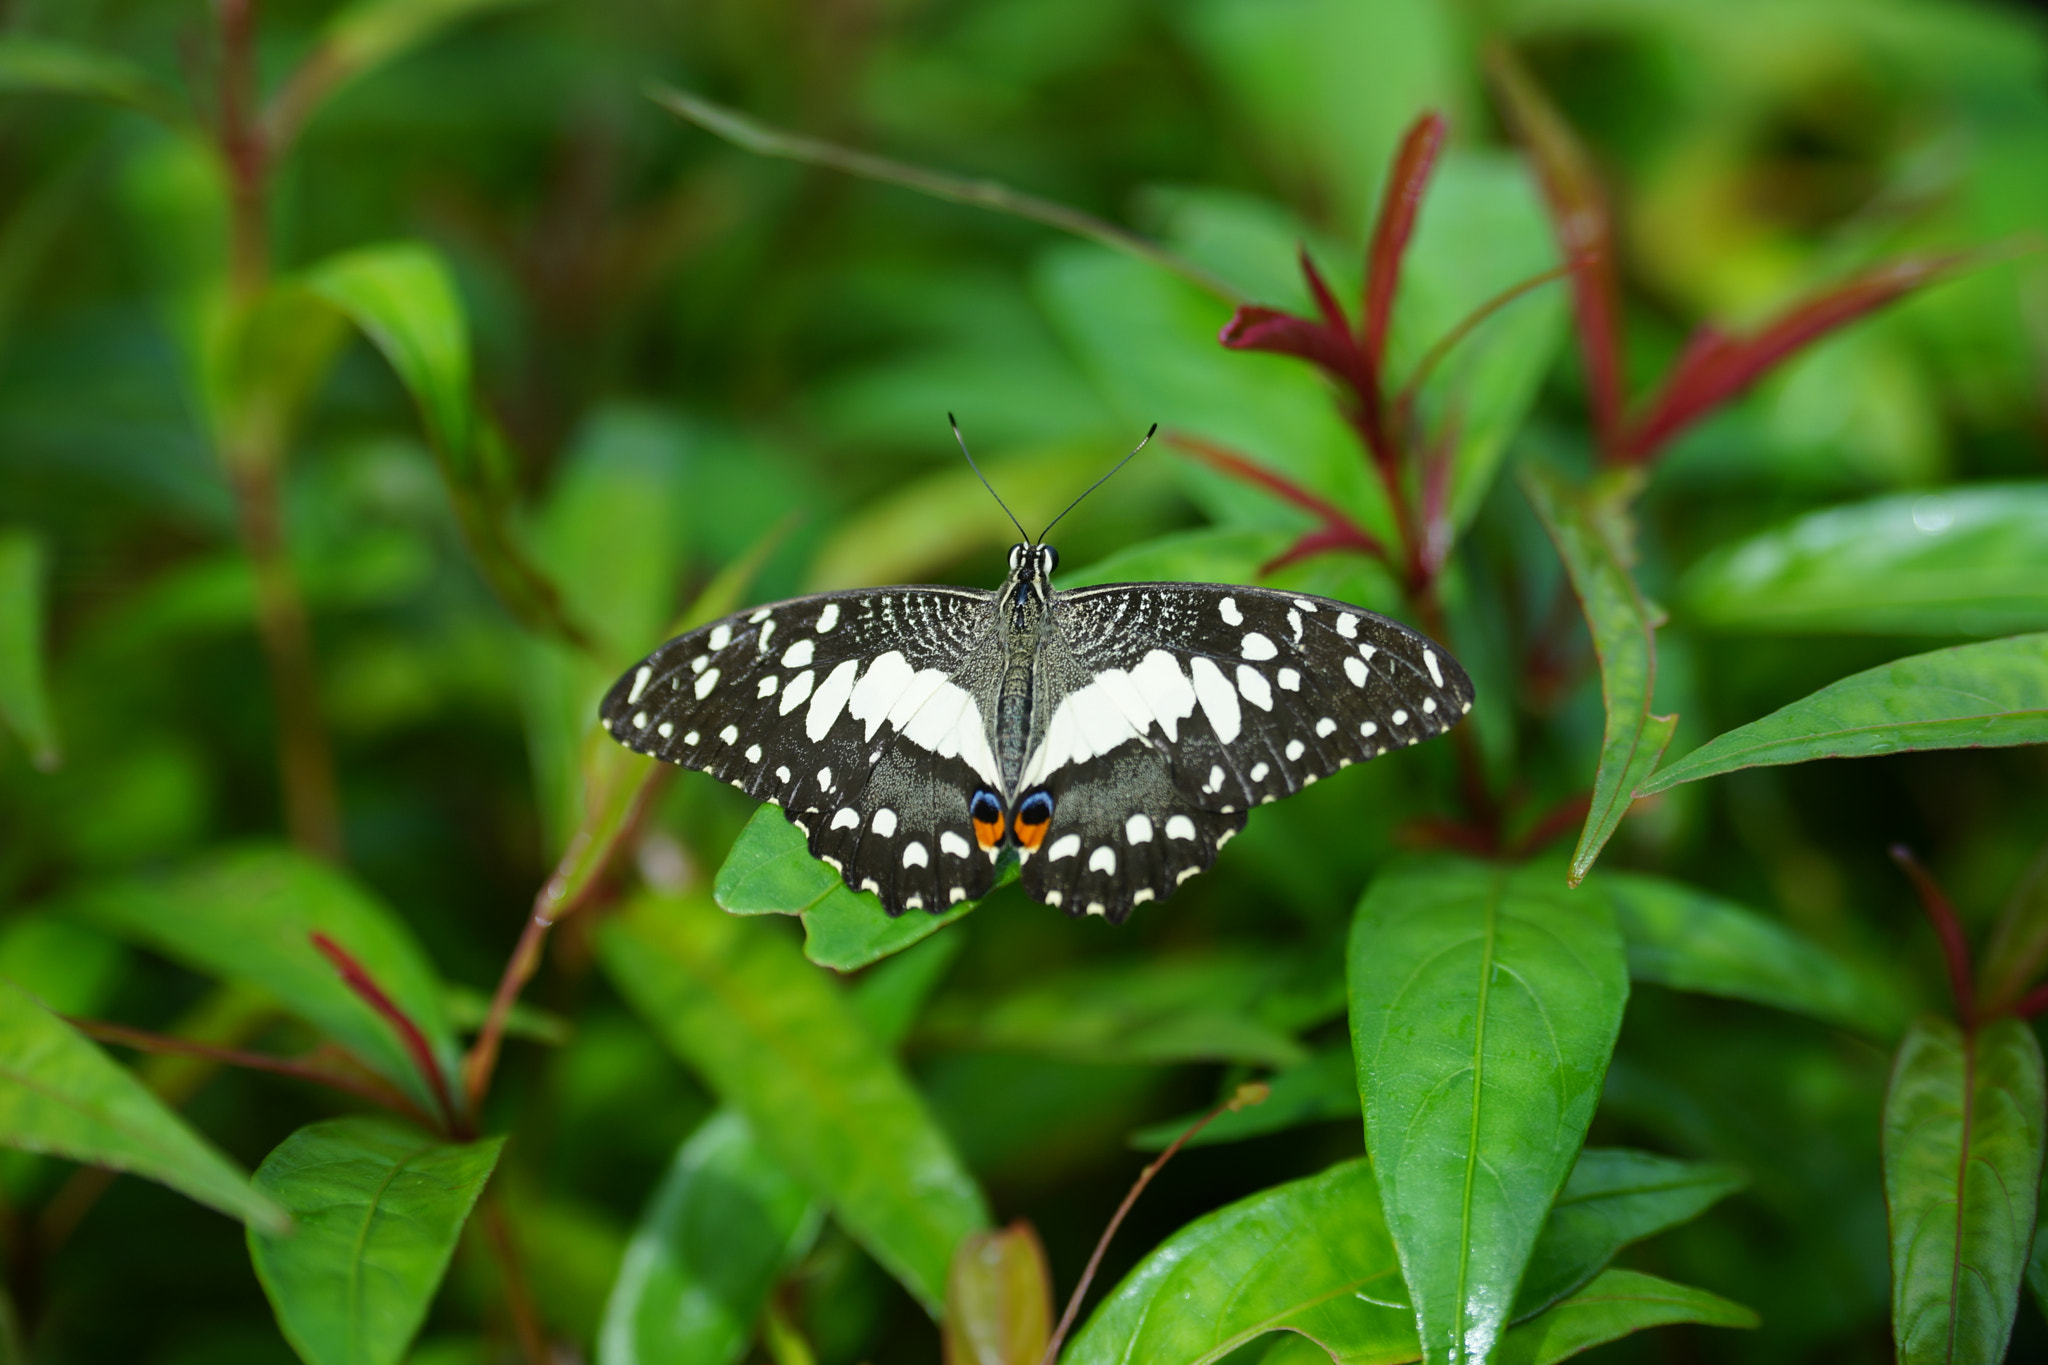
[
  {"xmin": 1013, "ymin": 582, "xmax": 1473, "ymax": 921},
  {"xmin": 599, "ymin": 587, "xmax": 1005, "ymax": 913}
]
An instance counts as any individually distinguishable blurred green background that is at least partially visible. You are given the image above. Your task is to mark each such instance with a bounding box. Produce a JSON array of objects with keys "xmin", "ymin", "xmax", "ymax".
[{"xmin": 1, "ymin": 0, "xmax": 2046, "ymax": 1361}]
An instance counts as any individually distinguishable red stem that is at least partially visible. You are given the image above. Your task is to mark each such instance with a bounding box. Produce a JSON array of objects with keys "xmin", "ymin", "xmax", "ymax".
[
  {"xmin": 311, "ymin": 932, "xmax": 463, "ymax": 1133},
  {"xmin": 2014, "ymin": 981, "xmax": 2048, "ymax": 1021},
  {"xmin": 1890, "ymin": 845, "xmax": 1976, "ymax": 1027},
  {"xmin": 1167, "ymin": 432, "xmax": 1389, "ymax": 565},
  {"xmin": 1363, "ymin": 112, "xmax": 1447, "ymax": 374}
]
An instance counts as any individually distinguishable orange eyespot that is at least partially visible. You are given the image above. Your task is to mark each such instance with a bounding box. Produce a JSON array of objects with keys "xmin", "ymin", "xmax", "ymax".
[
  {"xmin": 1013, "ymin": 790, "xmax": 1054, "ymax": 852},
  {"xmin": 970, "ymin": 788, "xmax": 1006, "ymax": 850},
  {"xmin": 973, "ymin": 813, "xmax": 1007, "ymax": 850}
]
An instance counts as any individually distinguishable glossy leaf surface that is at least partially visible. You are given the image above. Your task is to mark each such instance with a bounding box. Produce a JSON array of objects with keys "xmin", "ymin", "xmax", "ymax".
[
  {"xmin": 0, "ymin": 530, "xmax": 59, "ymax": 770},
  {"xmin": 1495, "ymin": 1269, "xmax": 1757, "ymax": 1364},
  {"xmin": 597, "ymin": 1111, "xmax": 819, "ymax": 1365},
  {"xmin": 0, "ymin": 978, "xmax": 283, "ymax": 1230},
  {"xmin": 1882, "ymin": 1016, "xmax": 2045, "ymax": 1365},
  {"xmin": 63, "ymin": 846, "xmax": 460, "ymax": 1119},
  {"xmin": 1521, "ymin": 464, "xmax": 1674, "ymax": 883},
  {"xmin": 1640, "ymin": 634, "xmax": 2048, "ymax": 795},
  {"xmin": 1682, "ymin": 485, "xmax": 2048, "ymax": 636},
  {"xmin": 715, "ymin": 806, "xmax": 979, "ymax": 971},
  {"xmin": 1349, "ymin": 856, "xmax": 1628, "ymax": 1364},
  {"xmin": 1062, "ymin": 1157, "xmax": 1417, "ymax": 1365},
  {"xmin": 1514, "ymin": 1148, "xmax": 1744, "ymax": 1318},
  {"xmin": 248, "ymin": 1118, "xmax": 503, "ymax": 1365},
  {"xmin": 598, "ymin": 890, "xmax": 990, "ymax": 1313},
  {"xmin": 1601, "ymin": 871, "xmax": 1906, "ymax": 1035}
]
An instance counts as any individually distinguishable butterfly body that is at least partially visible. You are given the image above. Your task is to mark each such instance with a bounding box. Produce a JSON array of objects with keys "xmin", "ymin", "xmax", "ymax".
[{"xmin": 601, "ymin": 541, "xmax": 1472, "ymax": 922}]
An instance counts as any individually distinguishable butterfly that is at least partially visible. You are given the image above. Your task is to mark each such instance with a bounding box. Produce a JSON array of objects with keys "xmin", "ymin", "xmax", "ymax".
[{"xmin": 600, "ymin": 423, "xmax": 1473, "ymax": 923}]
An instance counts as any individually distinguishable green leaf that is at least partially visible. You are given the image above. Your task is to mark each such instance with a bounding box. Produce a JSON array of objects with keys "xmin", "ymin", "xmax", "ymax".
[
  {"xmin": 849, "ymin": 931, "xmax": 966, "ymax": 1048},
  {"xmin": 1060, "ymin": 527, "xmax": 1291, "ymax": 590},
  {"xmin": 944, "ymin": 1222, "xmax": 1052, "ymax": 1365},
  {"xmin": 0, "ymin": 978, "xmax": 284, "ymax": 1231},
  {"xmin": 63, "ymin": 846, "xmax": 461, "ymax": 1122},
  {"xmin": 925, "ymin": 955, "xmax": 1321, "ymax": 1069},
  {"xmin": 1519, "ymin": 464, "xmax": 1676, "ymax": 885},
  {"xmin": 1062, "ymin": 1157, "xmax": 1419, "ymax": 1365},
  {"xmin": 1494, "ymin": 1269, "xmax": 1758, "ymax": 1364},
  {"xmin": 1600, "ymin": 870, "xmax": 1907, "ymax": 1036},
  {"xmin": 714, "ymin": 807, "xmax": 980, "ymax": 972},
  {"xmin": 1515, "ymin": 1149, "xmax": 1746, "ymax": 1319},
  {"xmin": 597, "ymin": 1111, "xmax": 820, "ymax": 1365},
  {"xmin": 1128, "ymin": 1047, "xmax": 1356, "ymax": 1151},
  {"xmin": 1882, "ymin": 1015, "xmax": 2045, "ymax": 1365},
  {"xmin": 1639, "ymin": 634, "xmax": 2048, "ymax": 795},
  {"xmin": 296, "ymin": 0, "xmax": 543, "ymax": 126},
  {"xmin": 1348, "ymin": 855, "xmax": 1628, "ymax": 1365},
  {"xmin": 597, "ymin": 890, "xmax": 990, "ymax": 1314},
  {"xmin": 249, "ymin": 1118, "xmax": 503, "ymax": 1365},
  {"xmin": 1981, "ymin": 846, "xmax": 2048, "ymax": 1020},
  {"xmin": 1681, "ymin": 484, "xmax": 2048, "ymax": 636},
  {"xmin": 0, "ymin": 530, "xmax": 60, "ymax": 770},
  {"xmin": 0, "ymin": 37, "xmax": 186, "ymax": 123}
]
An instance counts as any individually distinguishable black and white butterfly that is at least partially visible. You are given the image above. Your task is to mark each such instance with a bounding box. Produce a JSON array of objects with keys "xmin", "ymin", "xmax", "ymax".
[{"xmin": 600, "ymin": 427, "xmax": 1472, "ymax": 923}]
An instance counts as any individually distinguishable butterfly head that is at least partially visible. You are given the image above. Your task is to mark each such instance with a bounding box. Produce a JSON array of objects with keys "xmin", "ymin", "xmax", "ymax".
[{"xmin": 1005, "ymin": 542, "xmax": 1058, "ymax": 611}]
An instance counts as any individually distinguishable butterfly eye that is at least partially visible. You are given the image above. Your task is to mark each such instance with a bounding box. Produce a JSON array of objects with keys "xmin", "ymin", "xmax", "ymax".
[
  {"xmin": 1009, "ymin": 544, "xmax": 1025, "ymax": 571},
  {"xmin": 1038, "ymin": 545, "xmax": 1058, "ymax": 575}
]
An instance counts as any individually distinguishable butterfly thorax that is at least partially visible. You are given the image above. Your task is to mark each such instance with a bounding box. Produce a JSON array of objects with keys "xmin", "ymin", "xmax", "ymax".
[{"xmin": 994, "ymin": 541, "xmax": 1057, "ymax": 795}]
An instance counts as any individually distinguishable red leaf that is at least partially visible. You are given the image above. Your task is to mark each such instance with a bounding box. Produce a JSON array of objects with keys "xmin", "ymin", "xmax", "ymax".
[
  {"xmin": 1167, "ymin": 432, "xmax": 1388, "ymax": 565},
  {"xmin": 1299, "ymin": 246, "xmax": 1352, "ymax": 339},
  {"xmin": 1487, "ymin": 46, "xmax": 1627, "ymax": 460},
  {"xmin": 311, "ymin": 931, "xmax": 461, "ymax": 1130},
  {"xmin": 1218, "ymin": 305, "xmax": 1361, "ymax": 384},
  {"xmin": 1259, "ymin": 523, "xmax": 1386, "ymax": 576},
  {"xmin": 1363, "ymin": 112, "xmax": 1447, "ymax": 373},
  {"xmin": 1625, "ymin": 255, "xmax": 1959, "ymax": 460},
  {"xmin": 1891, "ymin": 845, "xmax": 1976, "ymax": 1026}
]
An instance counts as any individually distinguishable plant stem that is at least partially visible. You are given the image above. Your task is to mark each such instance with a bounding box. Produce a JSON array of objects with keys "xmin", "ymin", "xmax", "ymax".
[
  {"xmin": 1037, "ymin": 1083, "xmax": 1268, "ymax": 1365},
  {"xmin": 464, "ymin": 911, "xmax": 553, "ymax": 1111},
  {"xmin": 482, "ymin": 1194, "xmax": 549, "ymax": 1364},
  {"xmin": 1891, "ymin": 844, "xmax": 1976, "ymax": 1027}
]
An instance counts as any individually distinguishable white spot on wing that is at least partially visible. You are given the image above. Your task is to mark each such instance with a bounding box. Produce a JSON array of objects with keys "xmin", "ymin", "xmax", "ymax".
[
  {"xmin": 1337, "ymin": 613, "xmax": 1359, "ymax": 639},
  {"xmin": 1316, "ymin": 717, "xmax": 1337, "ymax": 737},
  {"xmin": 750, "ymin": 608, "xmax": 772, "ymax": 623},
  {"xmin": 1424, "ymin": 649, "xmax": 1443, "ymax": 687},
  {"xmin": 902, "ymin": 841, "xmax": 928, "ymax": 868},
  {"xmin": 745, "ymin": 744, "xmax": 762, "ymax": 763},
  {"xmin": 1237, "ymin": 665, "xmax": 1273, "ymax": 710},
  {"xmin": 757, "ymin": 620, "xmax": 775, "ymax": 653},
  {"xmin": 1287, "ymin": 610, "xmax": 1303, "ymax": 643},
  {"xmin": 872, "ymin": 807, "xmax": 898, "ymax": 837},
  {"xmin": 1134, "ymin": 888, "xmax": 1155, "ymax": 904},
  {"xmin": 627, "ymin": 666, "xmax": 652, "ymax": 704},
  {"xmin": 657, "ymin": 722, "xmax": 673, "ymax": 738},
  {"xmin": 1189, "ymin": 657, "xmax": 1241, "ymax": 745},
  {"xmin": 1044, "ymin": 890, "xmax": 1063, "ymax": 907},
  {"xmin": 817, "ymin": 767, "xmax": 832, "ymax": 790},
  {"xmin": 1293, "ymin": 598, "xmax": 1317, "ymax": 612},
  {"xmin": 1125, "ymin": 814, "xmax": 1153, "ymax": 843},
  {"xmin": 1166, "ymin": 815, "xmax": 1197, "ymax": 840},
  {"xmin": 940, "ymin": 831, "xmax": 971, "ymax": 859},
  {"xmin": 1219, "ymin": 596, "xmax": 1242, "ymax": 626},
  {"xmin": 1089, "ymin": 845, "xmax": 1117, "ymax": 874},
  {"xmin": 694, "ymin": 668, "xmax": 720, "ymax": 700},
  {"xmin": 1048, "ymin": 834, "xmax": 1081, "ymax": 861},
  {"xmin": 806, "ymin": 659, "xmax": 861, "ymax": 742},
  {"xmin": 720, "ymin": 725, "xmax": 739, "ymax": 745},
  {"xmin": 831, "ymin": 808, "xmax": 859, "ymax": 830},
  {"xmin": 632, "ymin": 711, "xmax": 649, "ymax": 729},
  {"xmin": 780, "ymin": 669, "xmax": 815, "ymax": 715},
  {"xmin": 1344, "ymin": 656, "xmax": 1368, "ymax": 687},
  {"xmin": 1204, "ymin": 764, "xmax": 1224, "ymax": 794},
  {"xmin": 1022, "ymin": 650, "xmax": 1195, "ymax": 787},
  {"xmin": 1278, "ymin": 667, "xmax": 1300, "ymax": 691},
  {"xmin": 776, "ymin": 766, "xmax": 791, "ymax": 782},
  {"xmin": 1286, "ymin": 738, "xmax": 1306, "ymax": 761},
  {"xmin": 782, "ymin": 639, "xmax": 815, "ymax": 669},
  {"xmin": 1361, "ymin": 721, "xmax": 1377, "ymax": 737},
  {"xmin": 1241, "ymin": 632, "xmax": 1277, "ymax": 661},
  {"xmin": 949, "ymin": 886, "xmax": 967, "ymax": 903},
  {"xmin": 708, "ymin": 624, "xmax": 731, "ymax": 651},
  {"xmin": 1249, "ymin": 762, "xmax": 1269, "ymax": 782},
  {"xmin": 1391, "ymin": 710, "xmax": 1408, "ymax": 725},
  {"xmin": 1176, "ymin": 866, "xmax": 1200, "ymax": 883},
  {"xmin": 683, "ymin": 730, "xmax": 700, "ymax": 745},
  {"xmin": 1423, "ymin": 698, "xmax": 1437, "ymax": 713},
  {"xmin": 758, "ymin": 676, "xmax": 778, "ymax": 698}
]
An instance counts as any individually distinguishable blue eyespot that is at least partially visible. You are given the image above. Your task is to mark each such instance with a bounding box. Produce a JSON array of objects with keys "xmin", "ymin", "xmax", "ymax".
[
  {"xmin": 1017, "ymin": 790, "xmax": 1054, "ymax": 827},
  {"xmin": 971, "ymin": 790, "xmax": 1002, "ymax": 823}
]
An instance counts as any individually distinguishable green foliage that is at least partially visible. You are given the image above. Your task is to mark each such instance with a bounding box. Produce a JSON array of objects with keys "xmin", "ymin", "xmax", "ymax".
[
  {"xmin": 3, "ymin": 0, "xmax": 2045, "ymax": 1359},
  {"xmin": 249, "ymin": 1118, "xmax": 505, "ymax": 1365}
]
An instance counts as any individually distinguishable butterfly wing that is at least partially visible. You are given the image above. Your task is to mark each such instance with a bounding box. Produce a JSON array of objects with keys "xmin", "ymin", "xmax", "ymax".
[
  {"xmin": 600, "ymin": 587, "xmax": 1006, "ymax": 913},
  {"xmin": 1017, "ymin": 582, "xmax": 1473, "ymax": 921}
]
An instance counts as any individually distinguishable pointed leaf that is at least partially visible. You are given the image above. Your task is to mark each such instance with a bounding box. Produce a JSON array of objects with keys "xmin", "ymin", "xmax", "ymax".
[
  {"xmin": 62, "ymin": 847, "xmax": 460, "ymax": 1121},
  {"xmin": 851, "ymin": 932, "xmax": 966, "ymax": 1049},
  {"xmin": 0, "ymin": 978, "xmax": 284, "ymax": 1231},
  {"xmin": 597, "ymin": 1111, "xmax": 820, "ymax": 1365},
  {"xmin": 1601, "ymin": 871, "xmax": 1907, "ymax": 1036},
  {"xmin": 1363, "ymin": 114, "xmax": 1447, "ymax": 371},
  {"xmin": 1520, "ymin": 464, "xmax": 1674, "ymax": 884},
  {"xmin": 598, "ymin": 890, "xmax": 990, "ymax": 1313},
  {"xmin": 944, "ymin": 1222, "xmax": 1052, "ymax": 1365},
  {"xmin": 1515, "ymin": 1149, "xmax": 1745, "ymax": 1319},
  {"xmin": 1627, "ymin": 255, "xmax": 1961, "ymax": 460},
  {"xmin": 1639, "ymin": 634, "xmax": 2048, "ymax": 795},
  {"xmin": 1883, "ymin": 1015, "xmax": 2045, "ymax": 1365},
  {"xmin": 1681, "ymin": 485, "xmax": 2048, "ymax": 637},
  {"xmin": 1219, "ymin": 306, "xmax": 1367, "ymax": 393},
  {"xmin": 248, "ymin": 1118, "xmax": 503, "ymax": 1365},
  {"xmin": 714, "ymin": 807, "xmax": 981, "ymax": 971},
  {"xmin": 1348, "ymin": 855, "xmax": 1628, "ymax": 1365},
  {"xmin": 1062, "ymin": 1157, "xmax": 1418, "ymax": 1365},
  {"xmin": 1495, "ymin": 1269, "xmax": 1757, "ymax": 1364},
  {"xmin": 0, "ymin": 530, "xmax": 60, "ymax": 770}
]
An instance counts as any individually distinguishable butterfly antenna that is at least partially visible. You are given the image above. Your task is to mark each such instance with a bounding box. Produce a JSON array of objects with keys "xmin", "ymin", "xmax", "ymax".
[
  {"xmin": 950, "ymin": 413, "xmax": 1032, "ymax": 543},
  {"xmin": 1038, "ymin": 423, "xmax": 1157, "ymax": 542}
]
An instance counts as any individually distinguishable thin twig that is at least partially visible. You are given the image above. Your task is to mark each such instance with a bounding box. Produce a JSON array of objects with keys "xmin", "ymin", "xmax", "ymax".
[
  {"xmin": 1037, "ymin": 1083, "xmax": 1269, "ymax": 1365},
  {"xmin": 481, "ymin": 1193, "xmax": 549, "ymax": 1365},
  {"xmin": 648, "ymin": 84, "xmax": 1242, "ymax": 305},
  {"xmin": 464, "ymin": 912, "xmax": 552, "ymax": 1111},
  {"xmin": 1396, "ymin": 259, "xmax": 1578, "ymax": 438},
  {"xmin": 1891, "ymin": 845, "xmax": 1976, "ymax": 1027},
  {"xmin": 66, "ymin": 1016, "xmax": 431, "ymax": 1125},
  {"xmin": 311, "ymin": 933, "xmax": 463, "ymax": 1134}
]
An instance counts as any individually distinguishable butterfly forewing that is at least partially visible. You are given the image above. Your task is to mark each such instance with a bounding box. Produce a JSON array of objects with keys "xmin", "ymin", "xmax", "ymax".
[
  {"xmin": 599, "ymin": 587, "xmax": 1005, "ymax": 913},
  {"xmin": 1014, "ymin": 583, "xmax": 1473, "ymax": 921}
]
